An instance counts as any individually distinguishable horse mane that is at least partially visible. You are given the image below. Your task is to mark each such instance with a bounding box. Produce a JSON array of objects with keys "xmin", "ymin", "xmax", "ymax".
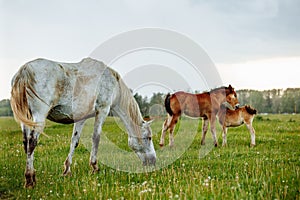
[
  {"xmin": 10, "ymin": 64, "xmax": 39, "ymax": 127},
  {"xmin": 113, "ymin": 69, "xmax": 143, "ymax": 135},
  {"xmin": 209, "ymin": 86, "xmax": 227, "ymax": 93},
  {"xmin": 209, "ymin": 85, "xmax": 235, "ymax": 96}
]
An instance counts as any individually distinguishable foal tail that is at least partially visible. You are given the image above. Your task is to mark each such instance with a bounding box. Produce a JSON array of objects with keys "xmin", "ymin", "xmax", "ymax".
[
  {"xmin": 245, "ymin": 105, "xmax": 257, "ymax": 115},
  {"xmin": 165, "ymin": 93, "xmax": 173, "ymax": 116},
  {"xmin": 10, "ymin": 64, "xmax": 38, "ymax": 127}
]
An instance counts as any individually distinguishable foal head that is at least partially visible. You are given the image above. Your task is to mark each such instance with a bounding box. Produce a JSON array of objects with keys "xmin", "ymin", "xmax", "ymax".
[
  {"xmin": 128, "ymin": 120, "xmax": 156, "ymax": 166},
  {"xmin": 225, "ymin": 85, "xmax": 239, "ymax": 109}
]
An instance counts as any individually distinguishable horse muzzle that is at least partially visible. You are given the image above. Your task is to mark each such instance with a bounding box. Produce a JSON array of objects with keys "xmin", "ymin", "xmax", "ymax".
[{"xmin": 142, "ymin": 153, "xmax": 156, "ymax": 166}]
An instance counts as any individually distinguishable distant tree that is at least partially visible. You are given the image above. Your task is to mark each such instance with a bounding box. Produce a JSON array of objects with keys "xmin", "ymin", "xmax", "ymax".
[
  {"xmin": 149, "ymin": 92, "xmax": 164, "ymax": 105},
  {"xmin": 134, "ymin": 93, "xmax": 149, "ymax": 117},
  {"xmin": 281, "ymin": 88, "xmax": 300, "ymax": 113},
  {"xmin": 0, "ymin": 99, "xmax": 13, "ymax": 116}
]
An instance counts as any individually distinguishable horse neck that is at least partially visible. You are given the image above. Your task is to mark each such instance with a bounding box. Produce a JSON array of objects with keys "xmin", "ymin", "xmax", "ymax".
[
  {"xmin": 115, "ymin": 79, "xmax": 143, "ymax": 137},
  {"xmin": 210, "ymin": 89, "xmax": 226, "ymax": 104}
]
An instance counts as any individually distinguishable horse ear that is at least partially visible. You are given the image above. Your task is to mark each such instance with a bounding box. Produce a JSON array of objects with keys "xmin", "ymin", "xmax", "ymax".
[
  {"xmin": 228, "ymin": 84, "xmax": 234, "ymax": 91},
  {"xmin": 142, "ymin": 119, "xmax": 154, "ymax": 125},
  {"xmin": 146, "ymin": 119, "xmax": 154, "ymax": 124}
]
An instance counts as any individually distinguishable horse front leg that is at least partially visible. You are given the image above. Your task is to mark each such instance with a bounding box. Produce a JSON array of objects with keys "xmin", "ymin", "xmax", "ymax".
[
  {"xmin": 222, "ymin": 126, "xmax": 228, "ymax": 147},
  {"xmin": 22, "ymin": 124, "xmax": 42, "ymax": 188},
  {"xmin": 63, "ymin": 120, "xmax": 86, "ymax": 176},
  {"xmin": 90, "ymin": 106, "xmax": 110, "ymax": 173},
  {"xmin": 200, "ymin": 118, "xmax": 209, "ymax": 145}
]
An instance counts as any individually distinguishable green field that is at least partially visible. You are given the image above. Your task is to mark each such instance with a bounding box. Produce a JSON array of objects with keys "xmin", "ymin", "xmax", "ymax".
[{"xmin": 0, "ymin": 115, "xmax": 299, "ymax": 199}]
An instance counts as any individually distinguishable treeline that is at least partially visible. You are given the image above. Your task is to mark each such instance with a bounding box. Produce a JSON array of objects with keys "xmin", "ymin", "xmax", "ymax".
[
  {"xmin": 0, "ymin": 99, "xmax": 13, "ymax": 116},
  {"xmin": 237, "ymin": 88, "xmax": 300, "ymax": 114},
  {"xmin": 134, "ymin": 88, "xmax": 300, "ymax": 116},
  {"xmin": 0, "ymin": 88, "xmax": 299, "ymax": 117}
]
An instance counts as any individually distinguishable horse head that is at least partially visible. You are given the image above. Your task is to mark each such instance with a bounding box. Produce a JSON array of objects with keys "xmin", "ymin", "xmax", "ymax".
[
  {"xmin": 128, "ymin": 120, "xmax": 156, "ymax": 166},
  {"xmin": 225, "ymin": 85, "xmax": 239, "ymax": 109}
]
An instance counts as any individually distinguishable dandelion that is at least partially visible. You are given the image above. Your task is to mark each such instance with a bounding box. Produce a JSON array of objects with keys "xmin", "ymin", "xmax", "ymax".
[
  {"xmin": 235, "ymin": 173, "xmax": 239, "ymax": 181},
  {"xmin": 142, "ymin": 181, "xmax": 147, "ymax": 186},
  {"xmin": 203, "ymin": 178, "xmax": 210, "ymax": 187},
  {"xmin": 139, "ymin": 189, "xmax": 151, "ymax": 195}
]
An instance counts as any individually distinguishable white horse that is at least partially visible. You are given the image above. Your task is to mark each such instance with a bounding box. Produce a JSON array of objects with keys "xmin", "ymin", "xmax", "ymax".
[{"xmin": 11, "ymin": 57, "xmax": 156, "ymax": 188}]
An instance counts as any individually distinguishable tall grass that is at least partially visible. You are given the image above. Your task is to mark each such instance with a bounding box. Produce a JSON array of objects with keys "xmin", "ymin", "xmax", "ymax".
[{"xmin": 0, "ymin": 115, "xmax": 299, "ymax": 199}]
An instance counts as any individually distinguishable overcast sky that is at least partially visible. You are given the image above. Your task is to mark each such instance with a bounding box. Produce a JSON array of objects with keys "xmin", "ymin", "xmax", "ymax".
[{"xmin": 1, "ymin": 0, "xmax": 300, "ymax": 99}]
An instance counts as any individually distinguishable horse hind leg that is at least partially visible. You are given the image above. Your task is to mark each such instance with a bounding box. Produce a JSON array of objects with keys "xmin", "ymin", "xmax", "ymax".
[
  {"xmin": 63, "ymin": 119, "xmax": 86, "ymax": 176},
  {"xmin": 210, "ymin": 115, "xmax": 218, "ymax": 147},
  {"xmin": 168, "ymin": 115, "xmax": 179, "ymax": 147},
  {"xmin": 159, "ymin": 115, "xmax": 172, "ymax": 147},
  {"xmin": 200, "ymin": 118, "xmax": 209, "ymax": 145},
  {"xmin": 22, "ymin": 121, "xmax": 44, "ymax": 188}
]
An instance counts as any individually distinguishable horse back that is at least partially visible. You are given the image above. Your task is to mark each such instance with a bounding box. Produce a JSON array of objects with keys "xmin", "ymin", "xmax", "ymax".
[{"xmin": 168, "ymin": 91, "xmax": 212, "ymax": 117}]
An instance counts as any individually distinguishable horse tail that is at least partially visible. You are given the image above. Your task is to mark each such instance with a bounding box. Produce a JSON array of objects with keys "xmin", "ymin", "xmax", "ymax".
[
  {"xmin": 245, "ymin": 105, "xmax": 257, "ymax": 115},
  {"xmin": 165, "ymin": 93, "xmax": 173, "ymax": 116},
  {"xmin": 10, "ymin": 64, "xmax": 38, "ymax": 127}
]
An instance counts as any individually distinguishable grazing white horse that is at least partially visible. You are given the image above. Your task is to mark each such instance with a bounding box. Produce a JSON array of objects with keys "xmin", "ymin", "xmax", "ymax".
[{"xmin": 11, "ymin": 57, "xmax": 156, "ymax": 188}]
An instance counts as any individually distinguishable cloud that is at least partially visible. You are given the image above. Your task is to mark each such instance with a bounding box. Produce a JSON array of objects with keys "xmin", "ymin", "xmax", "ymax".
[{"xmin": 1, "ymin": 0, "xmax": 299, "ymax": 99}]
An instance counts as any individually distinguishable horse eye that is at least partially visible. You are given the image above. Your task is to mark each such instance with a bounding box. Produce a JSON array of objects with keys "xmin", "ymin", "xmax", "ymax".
[{"xmin": 148, "ymin": 137, "xmax": 152, "ymax": 141}]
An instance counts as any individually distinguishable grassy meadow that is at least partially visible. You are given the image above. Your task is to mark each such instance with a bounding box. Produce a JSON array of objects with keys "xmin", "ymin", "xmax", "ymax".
[{"xmin": 0, "ymin": 114, "xmax": 299, "ymax": 199}]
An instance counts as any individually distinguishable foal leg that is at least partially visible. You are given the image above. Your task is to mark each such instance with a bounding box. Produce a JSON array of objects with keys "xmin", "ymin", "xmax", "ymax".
[
  {"xmin": 200, "ymin": 118, "xmax": 209, "ymax": 145},
  {"xmin": 63, "ymin": 119, "xmax": 86, "ymax": 176},
  {"xmin": 222, "ymin": 126, "xmax": 228, "ymax": 147},
  {"xmin": 22, "ymin": 123, "xmax": 43, "ymax": 188},
  {"xmin": 159, "ymin": 115, "xmax": 171, "ymax": 147},
  {"xmin": 90, "ymin": 106, "xmax": 110, "ymax": 173},
  {"xmin": 246, "ymin": 123, "xmax": 256, "ymax": 147}
]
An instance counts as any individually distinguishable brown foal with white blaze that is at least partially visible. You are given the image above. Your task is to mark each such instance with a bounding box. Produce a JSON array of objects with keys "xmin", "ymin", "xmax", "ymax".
[
  {"xmin": 218, "ymin": 102, "xmax": 257, "ymax": 147},
  {"xmin": 160, "ymin": 85, "xmax": 239, "ymax": 147}
]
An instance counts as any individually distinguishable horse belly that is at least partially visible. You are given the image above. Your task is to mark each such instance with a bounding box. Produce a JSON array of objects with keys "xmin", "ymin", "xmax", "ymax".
[
  {"xmin": 47, "ymin": 104, "xmax": 95, "ymax": 124},
  {"xmin": 225, "ymin": 117, "xmax": 244, "ymax": 127},
  {"xmin": 47, "ymin": 105, "xmax": 74, "ymax": 124}
]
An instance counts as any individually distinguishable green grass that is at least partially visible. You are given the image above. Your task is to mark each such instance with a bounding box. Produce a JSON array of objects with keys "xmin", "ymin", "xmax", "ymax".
[{"xmin": 0, "ymin": 115, "xmax": 299, "ymax": 199}]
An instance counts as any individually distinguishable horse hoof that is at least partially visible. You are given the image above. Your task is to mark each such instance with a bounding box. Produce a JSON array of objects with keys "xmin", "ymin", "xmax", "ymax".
[
  {"xmin": 62, "ymin": 171, "xmax": 72, "ymax": 177},
  {"xmin": 214, "ymin": 143, "xmax": 218, "ymax": 147},
  {"xmin": 250, "ymin": 144, "xmax": 255, "ymax": 147},
  {"xmin": 159, "ymin": 143, "xmax": 164, "ymax": 148},
  {"xmin": 24, "ymin": 182, "xmax": 35, "ymax": 189},
  {"xmin": 92, "ymin": 169, "xmax": 100, "ymax": 174}
]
